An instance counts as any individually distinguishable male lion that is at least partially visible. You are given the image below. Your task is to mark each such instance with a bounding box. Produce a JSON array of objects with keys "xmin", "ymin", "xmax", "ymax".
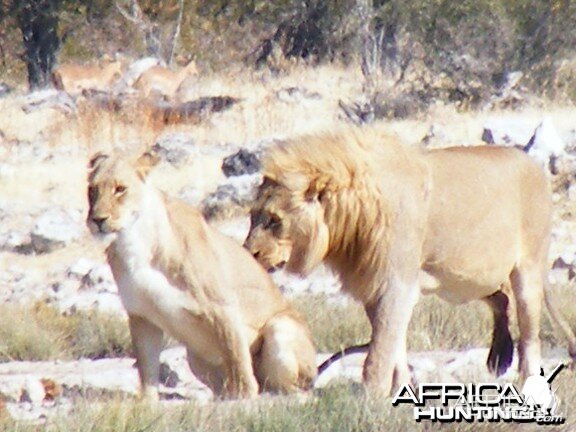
[
  {"xmin": 86, "ymin": 151, "xmax": 316, "ymax": 400},
  {"xmin": 244, "ymin": 129, "xmax": 576, "ymax": 396}
]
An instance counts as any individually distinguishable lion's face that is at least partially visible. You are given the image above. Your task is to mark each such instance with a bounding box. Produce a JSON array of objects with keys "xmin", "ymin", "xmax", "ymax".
[
  {"xmin": 244, "ymin": 177, "xmax": 329, "ymax": 276},
  {"xmin": 86, "ymin": 152, "xmax": 158, "ymax": 235}
]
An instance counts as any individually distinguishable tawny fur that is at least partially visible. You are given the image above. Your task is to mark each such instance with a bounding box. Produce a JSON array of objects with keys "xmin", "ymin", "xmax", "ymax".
[
  {"xmin": 52, "ymin": 61, "xmax": 123, "ymax": 95},
  {"xmin": 133, "ymin": 61, "xmax": 198, "ymax": 98},
  {"xmin": 86, "ymin": 151, "xmax": 316, "ymax": 400},
  {"xmin": 244, "ymin": 128, "xmax": 576, "ymax": 396}
]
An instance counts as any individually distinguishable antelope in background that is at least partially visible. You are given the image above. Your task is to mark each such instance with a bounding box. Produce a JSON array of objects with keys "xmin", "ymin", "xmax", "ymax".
[
  {"xmin": 133, "ymin": 60, "xmax": 198, "ymax": 99},
  {"xmin": 52, "ymin": 59, "xmax": 124, "ymax": 95}
]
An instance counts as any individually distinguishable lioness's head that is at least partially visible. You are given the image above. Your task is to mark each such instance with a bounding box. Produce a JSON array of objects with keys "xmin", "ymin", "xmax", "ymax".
[
  {"xmin": 244, "ymin": 175, "xmax": 330, "ymax": 276},
  {"xmin": 86, "ymin": 151, "xmax": 159, "ymax": 235}
]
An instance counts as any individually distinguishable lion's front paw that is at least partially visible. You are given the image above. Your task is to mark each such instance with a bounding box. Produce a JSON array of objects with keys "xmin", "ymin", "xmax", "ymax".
[{"xmin": 224, "ymin": 376, "xmax": 259, "ymax": 399}]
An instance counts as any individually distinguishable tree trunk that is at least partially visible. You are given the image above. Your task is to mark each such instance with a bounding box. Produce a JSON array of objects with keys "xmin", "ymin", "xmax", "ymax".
[{"xmin": 15, "ymin": 0, "xmax": 61, "ymax": 90}]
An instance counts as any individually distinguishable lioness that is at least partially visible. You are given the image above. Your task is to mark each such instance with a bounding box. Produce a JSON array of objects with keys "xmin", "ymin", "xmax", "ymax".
[
  {"xmin": 86, "ymin": 151, "xmax": 316, "ymax": 400},
  {"xmin": 244, "ymin": 129, "xmax": 576, "ymax": 396}
]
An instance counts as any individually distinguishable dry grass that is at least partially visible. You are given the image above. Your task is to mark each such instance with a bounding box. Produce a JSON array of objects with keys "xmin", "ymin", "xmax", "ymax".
[
  {"xmin": 0, "ymin": 64, "xmax": 361, "ymax": 155},
  {"xmin": 0, "ymin": 283, "xmax": 574, "ymax": 431},
  {"xmin": 293, "ymin": 296, "xmax": 370, "ymax": 353},
  {"xmin": 295, "ymin": 284, "xmax": 576, "ymax": 356},
  {"xmin": 167, "ymin": 63, "xmax": 364, "ymax": 147},
  {"xmin": 2, "ymin": 64, "xmax": 576, "ymax": 431},
  {"xmin": 0, "ymin": 303, "xmax": 131, "ymax": 361},
  {"xmin": 1, "ymin": 284, "xmax": 573, "ymax": 363},
  {"xmin": 1, "ymin": 377, "xmax": 575, "ymax": 432}
]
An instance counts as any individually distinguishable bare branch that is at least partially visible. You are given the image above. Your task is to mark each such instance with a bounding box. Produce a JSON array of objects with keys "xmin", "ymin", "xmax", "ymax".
[
  {"xmin": 167, "ymin": 0, "xmax": 185, "ymax": 66},
  {"xmin": 115, "ymin": 0, "xmax": 149, "ymax": 29},
  {"xmin": 116, "ymin": 0, "xmax": 162, "ymax": 59}
]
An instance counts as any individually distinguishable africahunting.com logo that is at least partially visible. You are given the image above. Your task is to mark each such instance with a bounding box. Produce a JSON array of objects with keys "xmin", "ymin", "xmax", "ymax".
[{"xmin": 392, "ymin": 363, "xmax": 566, "ymax": 425}]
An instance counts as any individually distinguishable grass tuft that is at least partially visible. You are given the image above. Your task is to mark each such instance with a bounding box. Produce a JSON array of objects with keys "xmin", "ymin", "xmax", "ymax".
[{"xmin": 0, "ymin": 303, "xmax": 131, "ymax": 362}]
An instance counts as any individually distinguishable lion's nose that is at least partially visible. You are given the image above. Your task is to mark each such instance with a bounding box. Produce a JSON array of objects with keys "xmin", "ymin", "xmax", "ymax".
[{"xmin": 92, "ymin": 216, "xmax": 109, "ymax": 230}]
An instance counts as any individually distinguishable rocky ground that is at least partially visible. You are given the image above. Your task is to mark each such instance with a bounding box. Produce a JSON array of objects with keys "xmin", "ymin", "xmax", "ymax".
[{"xmin": 1, "ymin": 82, "xmax": 576, "ymax": 424}]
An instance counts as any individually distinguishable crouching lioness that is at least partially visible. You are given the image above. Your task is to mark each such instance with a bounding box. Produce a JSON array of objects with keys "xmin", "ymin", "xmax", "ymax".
[
  {"xmin": 244, "ymin": 129, "xmax": 576, "ymax": 396},
  {"xmin": 86, "ymin": 151, "xmax": 316, "ymax": 400}
]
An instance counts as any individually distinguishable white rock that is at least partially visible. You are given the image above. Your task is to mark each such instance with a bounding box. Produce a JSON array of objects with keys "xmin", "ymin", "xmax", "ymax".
[
  {"xmin": 31, "ymin": 209, "xmax": 83, "ymax": 254},
  {"xmin": 20, "ymin": 378, "xmax": 45, "ymax": 404},
  {"xmin": 79, "ymin": 363, "xmax": 139, "ymax": 395},
  {"xmin": 548, "ymin": 268, "xmax": 570, "ymax": 285},
  {"xmin": 482, "ymin": 117, "xmax": 535, "ymax": 146},
  {"xmin": 47, "ymin": 280, "xmax": 79, "ymax": 302},
  {"xmin": 0, "ymin": 163, "xmax": 15, "ymax": 181},
  {"xmin": 152, "ymin": 134, "xmax": 196, "ymax": 166},
  {"xmin": 0, "ymin": 378, "xmax": 26, "ymax": 402},
  {"xmin": 67, "ymin": 258, "xmax": 98, "ymax": 280},
  {"xmin": 92, "ymin": 293, "xmax": 124, "ymax": 313},
  {"xmin": 569, "ymin": 183, "xmax": 576, "ymax": 201},
  {"xmin": 115, "ymin": 57, "xmax": 163, "ymax": 90},
  {"xmin": 6, "ymin": 399, "xmax": 72, "ymax": 424},
  {"xmin": 315, "ymin": 352, "xmax": 365, "ymax": 388},
  {"xmin": 271, "ymin": 265, "xmax": 341, "ymax": 297},
  {"xmin": 160, "ymin": 346, "xmax": 199, "ymax": 388},
  {"xmin": 443, "ymin": 348, "xmax": 488, "ymax": 373},
  {"xmin": 221, "ymin": 149, "xmax": 261, "ymax": 177},
  {"xmin": 558, "ymin": 247, "xmax": 576, "ymax": 266},
  {"xmin": 81, "ymin": 264, "xmax": 114, "ymax": 289},
  {"xmin": 201, "ymin": 174, "xmax": 262, "ymax": 218},
  {"xmin": 57, "ymin": 291, "xmax": 125, "ymax": 316},
  {"xmin": 524, "ymin": 117, "xmax": 566, "ymax": 167},
  {"xmin": 0, "ymin": 231, "xmax": 30, "ymax": 252}
]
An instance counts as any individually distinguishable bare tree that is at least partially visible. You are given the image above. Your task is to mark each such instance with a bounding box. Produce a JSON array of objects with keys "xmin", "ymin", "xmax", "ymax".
[
  {"xmin": 116, "ymin": 0, "xmax": 162, "ymax": 59},
  {"xmin": 167, "ymin": 0, "xmax": 184, "ymax": 66},
  {"xmin": 12, "ymin": 0, "xmax": 62, "ymax": 90},
  {"xmin": 116, "ymin": 0, "xmax": 184, "ymax": 65}
]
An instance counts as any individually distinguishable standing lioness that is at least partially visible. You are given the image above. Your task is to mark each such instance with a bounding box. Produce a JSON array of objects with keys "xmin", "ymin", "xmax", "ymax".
[
  {"xmin": 87, "ymin": 151, "xmax": 316, "ymax": 400},
  {"xmin": 245, "ymin": 130, "xmax": 576, "ymax": 396}
]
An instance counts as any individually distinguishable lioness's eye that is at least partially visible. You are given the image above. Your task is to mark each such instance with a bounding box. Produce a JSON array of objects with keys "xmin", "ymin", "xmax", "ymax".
[
  {"xmin": 115, "ymin": 185, "xmax": 127, "ymax": 195},
  {"xmin": 88, "ymin": 186, "xmax": 98, "ymax": 203}
]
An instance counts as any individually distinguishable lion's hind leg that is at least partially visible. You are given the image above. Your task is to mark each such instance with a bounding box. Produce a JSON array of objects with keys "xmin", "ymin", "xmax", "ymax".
[
  {"xmin": 510, "ymin": 266, "xmax": 544, "ymax": 379},
  {"xmin": 484, "ymin": 290, "xmax": 514, "ymax": 376},
  {"xmin": 254, "ymin": 313, "xmax": 317, "ymax": 393},
  {"xmin": 186, "ymin": 349, "xmax": 225, "ymax": 395}
]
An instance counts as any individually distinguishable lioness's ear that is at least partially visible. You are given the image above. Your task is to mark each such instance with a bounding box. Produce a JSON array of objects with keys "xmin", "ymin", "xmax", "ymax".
[
  {"xmin": 88, "ymin": 152, "xmax": 109, "ymax": 171},
  {"xmin": 136, "ymin": 151, "xmax": 160, "ymax": 179},
  {"xmin": 305, "ymin": 177, "xmax": 328, "ymax": 202}
]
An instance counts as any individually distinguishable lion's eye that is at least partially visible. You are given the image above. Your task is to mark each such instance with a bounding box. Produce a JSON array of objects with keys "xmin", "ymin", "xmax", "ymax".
[
  {"xmin": 115, "ymin": 185, "xmax": 127, "ymax": 195},
  {"xmin": 265, "ymin": 214, "xmax": 282, "ymax": 230}
]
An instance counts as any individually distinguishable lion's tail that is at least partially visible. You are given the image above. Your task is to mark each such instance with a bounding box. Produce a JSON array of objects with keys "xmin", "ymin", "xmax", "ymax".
[
  {"xmin": 544, "ymin": 285, "xmax": 576, "ymax": 360},
  {"xmin": 317, "ymin": 343, "xmax": 370, "ymax": 375}
]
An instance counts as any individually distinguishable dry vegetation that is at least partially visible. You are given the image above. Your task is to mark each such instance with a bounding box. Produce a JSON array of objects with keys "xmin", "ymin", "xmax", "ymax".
[
  {"xmin": 2, "ymin": 1, "xmax": 576, "ymax": 427},
  {"xmin": 0, "ymin": 303, "xmax": 131, "ymax": 361},
  {"xmin": 1, "ymin": 64, "xmax": 576, "ymax": 427},
  {"xmin": 2, "ymin": 285, "xmax": 573, "ymax": 363},
  {"xmin": 0, "ymin": 288, "xmax": 572, "ymax": 432},
  {"xmin": 0, "ymin": 374, "xmax": 575, "ymax": 432}
]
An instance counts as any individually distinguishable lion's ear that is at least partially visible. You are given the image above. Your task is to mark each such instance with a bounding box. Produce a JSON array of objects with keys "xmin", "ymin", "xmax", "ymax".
[
  {"xmin": 261, "ymin": 176, "xmax": 278, "ymax": 188},
  {"xmin": 88, "ymin": 152, "xmax": 109, "ymax": 171},
  {"xmin": 305, "ymin": 177, "xmax": 328, "ymax": 202},
  {"xmin": 136, "ymin": 151, "xmax": 160, "ymax": 179}
]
